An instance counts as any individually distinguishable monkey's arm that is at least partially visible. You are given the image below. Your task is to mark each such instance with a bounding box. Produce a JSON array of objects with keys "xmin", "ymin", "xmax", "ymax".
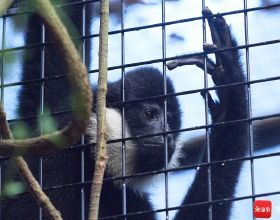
[{"xmin": 173, "ymin": 8, "xmax": 249, "ymax": 220}]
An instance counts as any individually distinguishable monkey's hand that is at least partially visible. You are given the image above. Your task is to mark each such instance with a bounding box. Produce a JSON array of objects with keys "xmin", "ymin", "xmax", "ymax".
[{"xmin": 167, "ymin": 7, "xmax": 247, "ymax": 123}]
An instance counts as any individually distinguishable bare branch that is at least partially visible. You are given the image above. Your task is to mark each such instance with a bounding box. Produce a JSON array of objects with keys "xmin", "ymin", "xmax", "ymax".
[
  {"xmin": 0, "ymin": 0, "xmax": 92, "ymax": 157},
  {"xmin": 13, "ymin": 157, "xmax": 63, "ymax": 220},
  {"xmin": 0, "ymin": 105, "xmax": 62, "ymax": 220},
  {"xmin": 0, "ymin": 107, "xmax": 12, "ymax": 139},
  {"xmin": 88, "ymin": 0, "xmax": 109, "ymax": 219}
]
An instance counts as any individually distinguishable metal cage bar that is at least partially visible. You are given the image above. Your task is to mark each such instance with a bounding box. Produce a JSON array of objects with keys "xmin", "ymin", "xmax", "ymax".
[
  {"xmin": 243, "ymin": 0, "xmax": 256, "ymax": 219},
  {"xmin": 38, "ymin": 18, "xmax": 45, "ymax": 220},
  {"xmin": 120, "ymin": 0, "xmax": 127, "ymax": 218},
  {"xmin": 161, "ymin": 0, "xmax": 170, "ymax": 219},
  {"xmin": 0, "ymin": 9, "xmax": 7, "ymax": 220},
  {"xmin": 201, "ymin": 1, "xmax": 213, "ymax": 219},
  {"xmin": 80, "ymin": 1, "xmax": 87, "ymax": 219},
  {"xmin": 0, "ymin": 1, "xmax": 279, "ymax": 219}
]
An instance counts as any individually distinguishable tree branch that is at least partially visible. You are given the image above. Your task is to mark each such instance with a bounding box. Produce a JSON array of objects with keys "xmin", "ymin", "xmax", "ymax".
[
  {"xmin": 0, "ymin": 105, "xmax": 62, "ymax": 220},
  {"xmin": 0, "ymin": 0, "xmax": 92, "ymax": 157},
  {"xmin": 0, "ymin": 0, "xmax": 13, "ymax": 16},
  {"xmin": 88, "ymin": 0, "xmax": 109, "ymax": 219}
]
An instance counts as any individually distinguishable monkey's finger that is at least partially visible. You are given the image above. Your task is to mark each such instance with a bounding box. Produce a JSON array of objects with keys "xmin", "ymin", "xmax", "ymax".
[
  {"xmin": 200, "ymin": 91, "xmax": 220, "ymax": 121},
  {"xmin": 213, "ymin": 15, "xmax": 235, "ymax": 69},
  {"xmin": 214, "ymin": 16, "xmax": 232, "ymax": 49},
  {"xmin": 202, "ymin": 43, "xmax": 226, "ymax": 85},
  {"xmin": 203, "ymin": 8, "xmax": 234, "ymax": 69},
  {"xmin": 202, "ymin": 7, "xmax": 223, "ymax": 48},
  {"xmin": 166, "ymin": 56, "xmax": 216, "ymax": 75},
  {"xmin": 202, "ymin": 8, "xmax": 224, "ymax": 68},
  {"xmin": 203, "ymin": 43, "xmax": 229, "ymax": 69}
]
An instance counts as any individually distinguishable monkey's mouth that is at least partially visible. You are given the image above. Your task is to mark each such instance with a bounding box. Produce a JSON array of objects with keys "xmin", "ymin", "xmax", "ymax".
[{"xmin": 134, "ymin": 142, "xmax": 174, "ymax": 174}]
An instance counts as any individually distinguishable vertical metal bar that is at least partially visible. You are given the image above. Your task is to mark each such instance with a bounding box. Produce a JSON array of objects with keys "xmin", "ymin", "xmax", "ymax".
[
  {"xmin": 39, "ymin": 21, "xmax": 45, "ymax": 220},
  {"xmin": 201, "ymin": 0, "xmax": 212, "ymax": 219},
  {"xmin": 80, "ymin": 134, "xmax": 85, "ymax": 220},
  {"xmin": 121, "ymin": 0, "xmax": 127, "ymax": 219},
  {"xmin": 243, "ymin": 1, "xmax": 256, "ymax": 219},
  {"xmin": 0, "ymin": 12, "xmax": 7, "ymax": 220},
  {"xmin": 161, "ymin": 0, "xmax": 169, "ymax": 219},
  {"xmin": 81, "ymin": 1, "xmax": 87, "ymax": 219},
  {"xmin": 0, "ymin": 16, "xmax": 5, "ymax": 103}
]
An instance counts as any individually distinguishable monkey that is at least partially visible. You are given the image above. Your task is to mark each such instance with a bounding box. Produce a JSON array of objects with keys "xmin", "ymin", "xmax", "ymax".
[{"xmin": 1, "ymin": 2, "xmax": 248, "ymax": 220}]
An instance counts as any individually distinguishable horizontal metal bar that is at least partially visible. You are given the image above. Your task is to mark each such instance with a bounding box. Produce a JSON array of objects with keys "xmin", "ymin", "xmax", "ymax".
[
  {"xmin": 4, "ymin": 112, "xmax": 280, "ymax": 162},
  {"xmin": 98, "ymin": 190, "xmax": 280, "ymax": 219},
  {"xmin": 1, "ymin": 5, "xmax": 280, "ymax": 52},
  {"xmin": 1, "ymin": 38, "xmax": 279, "ymax": 91},
  {"xmin": 2, "ymin": 149, "xmax": 280, "ymax": 199},
  {"xmin": 6, "ymin": 75, "xmax": 280, "ymax": 124}
]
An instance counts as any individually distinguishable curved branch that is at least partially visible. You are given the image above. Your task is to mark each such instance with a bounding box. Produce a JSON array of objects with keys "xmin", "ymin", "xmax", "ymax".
[
  {"xmin": 0, "ymin": 0, "xmax": 93, "ymax": 156},
  {"xmin": 0, "ymin": 0, "xmax": 13, "ymax": 16}
]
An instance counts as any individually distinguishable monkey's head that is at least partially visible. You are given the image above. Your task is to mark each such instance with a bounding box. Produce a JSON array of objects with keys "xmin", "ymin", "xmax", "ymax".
[{"xmin": 87, "ymin": 67, "xmax": 181, "ymax": 179}]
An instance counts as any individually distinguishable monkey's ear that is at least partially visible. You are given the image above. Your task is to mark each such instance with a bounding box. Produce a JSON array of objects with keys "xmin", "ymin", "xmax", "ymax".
[{"xmin": 106, "ymin": 81, "xmax": 122, "ymax": 106}]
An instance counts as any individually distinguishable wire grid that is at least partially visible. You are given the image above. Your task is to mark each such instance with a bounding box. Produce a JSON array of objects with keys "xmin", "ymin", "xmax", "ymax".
[{"xmin": 0, "ymin": 0, "xmax": 280, "ymax": 219}]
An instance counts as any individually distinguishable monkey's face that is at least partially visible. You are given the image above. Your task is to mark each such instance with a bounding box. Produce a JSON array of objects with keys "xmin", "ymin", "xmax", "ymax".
[
  {"xmin": 87, "ymin": 106, "xmax": 175, "ymax": 179},
  {"xmin": 125, "ymin": 102, "xmax": 176, "ymax": 174}
]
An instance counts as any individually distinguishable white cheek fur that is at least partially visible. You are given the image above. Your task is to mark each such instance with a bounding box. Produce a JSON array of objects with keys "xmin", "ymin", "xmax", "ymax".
[
  {"xmin": 86, "ymin": 108, "xmax": 196, "ymax": 199},
  {"xmin": 86, "ymin": 108, "xmax": 137, "ymax": 179}
]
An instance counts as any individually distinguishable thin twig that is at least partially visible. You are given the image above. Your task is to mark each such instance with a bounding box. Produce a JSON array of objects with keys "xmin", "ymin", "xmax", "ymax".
[
  {"xmin": 0, "ymin": 0, "xmax": 92, "ymax": 157},
  {"xmin": 88, "ymin": 0, "xmax": 109, "ymax": 219},
  {"xmin": 0, "ymin": 105, "xmax": 62, "ymax": 220}
]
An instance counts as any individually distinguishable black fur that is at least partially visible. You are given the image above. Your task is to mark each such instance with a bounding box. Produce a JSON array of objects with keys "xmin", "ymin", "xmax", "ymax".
[{"xmin": 1, "ymin": 4, "xmax": 248, "ymax": 220}]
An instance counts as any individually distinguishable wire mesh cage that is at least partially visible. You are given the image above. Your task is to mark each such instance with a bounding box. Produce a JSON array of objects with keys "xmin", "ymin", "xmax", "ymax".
[{"xmin": 0, "ymin": 0, "xmax": 280, "ymax": 219}]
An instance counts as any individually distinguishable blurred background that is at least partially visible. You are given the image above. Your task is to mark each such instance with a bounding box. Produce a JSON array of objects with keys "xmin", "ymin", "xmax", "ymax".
[{"xmin": 1, "ymin": 0, "xmax": 280, "ymax": 219}]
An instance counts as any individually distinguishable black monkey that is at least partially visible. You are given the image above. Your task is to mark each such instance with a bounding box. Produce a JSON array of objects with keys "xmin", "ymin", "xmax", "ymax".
[
  {"xmin": 1, "ymin": 3, "xmax": 248, "ymax": 220},
  {"xmin": 2, "ymin": 3, "xmax": 181, "ymax": 219}
]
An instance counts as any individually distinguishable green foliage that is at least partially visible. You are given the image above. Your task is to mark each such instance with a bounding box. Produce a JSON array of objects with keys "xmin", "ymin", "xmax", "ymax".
[
  {"xmin": 49, "ymin": 133, "xmax": 67, "ymax": 148},
  {"xmin": 12, "ymin": 121, "xmax": 31, "ymax": 139},
  {"xmin": 2, "ymin": 181, "xmax": 25, "ymax": 198},
  {"xmin": 38, "ymin": 107, "xmax": 58, "ymax": 134},
  {"xmin": 38, "ymin": 107, "xmax": 68, "ymax": 147}
]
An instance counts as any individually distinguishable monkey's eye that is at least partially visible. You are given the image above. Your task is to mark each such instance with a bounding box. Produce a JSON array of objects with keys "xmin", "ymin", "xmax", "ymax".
[{"xmin": 144, "ymin": 109, "xmax": 157, "ymax": 120}]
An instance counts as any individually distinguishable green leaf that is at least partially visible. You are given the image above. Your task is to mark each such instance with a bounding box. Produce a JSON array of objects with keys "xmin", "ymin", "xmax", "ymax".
[{"xmin": 3, "ymin": 181, "xmax": 25, "ymax": 198}]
